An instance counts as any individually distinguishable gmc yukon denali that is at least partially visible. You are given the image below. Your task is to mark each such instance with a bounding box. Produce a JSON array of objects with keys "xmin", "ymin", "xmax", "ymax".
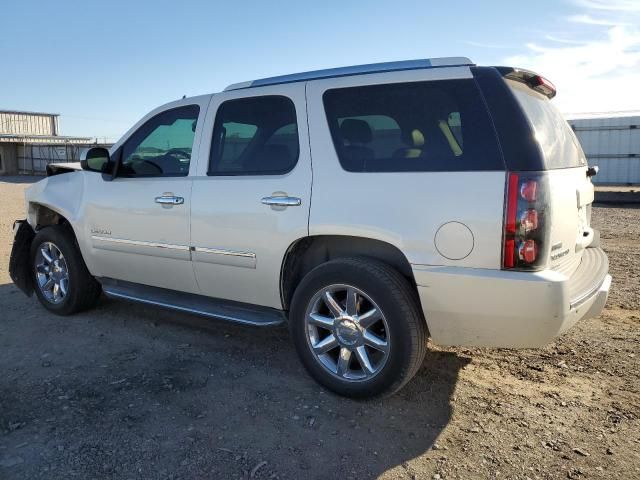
[{"xmin": 9, "ymin": 57, "xmax": 611, "ymax": 398}]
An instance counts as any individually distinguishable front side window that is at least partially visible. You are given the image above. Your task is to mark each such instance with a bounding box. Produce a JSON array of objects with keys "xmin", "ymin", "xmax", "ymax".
[
  {"xmin": 209, "ymin": 96, "xmax": 299, "ymax": 175},
  {"xmin": 323, "ymin": 80, "xmax": 503, "ymax": 172},
  {"xmin": 120, "ymin": 105, "xmax": 200, "ymax": 177}
]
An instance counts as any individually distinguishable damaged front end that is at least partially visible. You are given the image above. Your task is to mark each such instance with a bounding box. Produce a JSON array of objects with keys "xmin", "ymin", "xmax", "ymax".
[{"xmin": 9, "ymin": 220, "xmax": 35, "ymax": 296}]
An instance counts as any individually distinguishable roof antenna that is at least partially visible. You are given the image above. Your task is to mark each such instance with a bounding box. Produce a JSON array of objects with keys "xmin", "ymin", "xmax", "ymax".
[{"xmin": 182, "ymin": 95, "xmax": 186, "ymax": 99}]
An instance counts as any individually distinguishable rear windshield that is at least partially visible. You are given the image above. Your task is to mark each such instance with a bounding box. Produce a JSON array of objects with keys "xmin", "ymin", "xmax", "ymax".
[
  {"xmin": 323, "ymin": 79, "xmax": 503, "ymax": 172},
  {"xmin": 508, "ymin": 80, "xmax": 586, "ymax": 169}
]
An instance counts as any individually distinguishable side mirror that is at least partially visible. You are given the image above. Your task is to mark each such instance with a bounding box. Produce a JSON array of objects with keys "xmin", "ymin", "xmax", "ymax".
[{"xmin": 81, "ymin": 147, "xmax": 111, "ymax": 173}]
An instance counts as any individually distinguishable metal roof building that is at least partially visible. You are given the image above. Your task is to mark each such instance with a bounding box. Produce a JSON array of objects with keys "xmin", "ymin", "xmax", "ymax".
[
  {"xmin": 0, "ymin": 110, "xmax": 98, "ymax": 175},
  {"xmin": 569, "ymin": 115, "xmax": 640, "ymax": 185}
]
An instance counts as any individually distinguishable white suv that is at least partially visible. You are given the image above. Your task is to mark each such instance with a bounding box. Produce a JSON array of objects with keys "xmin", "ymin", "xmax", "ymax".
[{"xmin": 9, "ymin": 57, "xmax": 611, "ymax": 398}]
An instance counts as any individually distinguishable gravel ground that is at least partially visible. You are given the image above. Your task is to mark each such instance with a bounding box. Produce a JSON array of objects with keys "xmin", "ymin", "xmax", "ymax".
[{"xmin": 0, "ymin": 176, "xmax": 638, "ymax": 479}]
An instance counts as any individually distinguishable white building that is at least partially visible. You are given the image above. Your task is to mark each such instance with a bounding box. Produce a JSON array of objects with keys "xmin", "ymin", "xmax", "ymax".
[
  {"xmin": 0, "ymin": 110, "xmax": 107, "ymax": 175},
  {"xmin": 569, "ymin": 115, "xmax": 640, "ymax": 185}
]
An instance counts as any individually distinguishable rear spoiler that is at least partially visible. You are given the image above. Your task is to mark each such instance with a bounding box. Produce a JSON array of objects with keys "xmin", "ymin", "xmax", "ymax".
[{"xmin": 494, "ymin": 66, "xmax": 557, "ymax": 99}]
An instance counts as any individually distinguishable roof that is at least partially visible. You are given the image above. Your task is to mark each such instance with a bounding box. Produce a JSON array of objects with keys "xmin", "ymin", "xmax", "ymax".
[
  {"xmin": 0, "ymin": 109, "xmax": 60, "ymax": 117},
  {"xmin": 0, "ymin": 134, "xmax": 94, "ymax": 144},
  {"xmin": 224, "ymin": 57, "xmax": 474, "ymax": 91}
]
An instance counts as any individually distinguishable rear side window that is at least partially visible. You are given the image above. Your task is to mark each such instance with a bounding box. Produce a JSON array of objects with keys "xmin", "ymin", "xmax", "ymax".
[
  {"xmin": 323, "ymin": 80, "xmax": 503, "ymax": 172},
  {"xmin": 508, "ymin": 81, "xmax": 585, "ymax": 169},
  {"xmin": 209, "ymin": 96, "xmax": 299, "ymax": 175}
]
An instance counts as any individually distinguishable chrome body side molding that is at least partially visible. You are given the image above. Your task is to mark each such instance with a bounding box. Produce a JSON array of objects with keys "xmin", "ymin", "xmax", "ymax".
[
  {"xmin": 191, "ymin": 246, "xmax": 257, "ymax": 268},
  {"xmin": 91, "ymin": 235, "xmax": 257, "ymax": 267},
  {"xmin": 90, "ymin": 235, "xmax": 190, "ymax": 261}
]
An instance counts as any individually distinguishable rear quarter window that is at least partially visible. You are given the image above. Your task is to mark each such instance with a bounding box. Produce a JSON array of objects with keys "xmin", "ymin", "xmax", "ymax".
[{"xmin": 322, "ymin": 79, "xmax": 503, "ymax": 172}]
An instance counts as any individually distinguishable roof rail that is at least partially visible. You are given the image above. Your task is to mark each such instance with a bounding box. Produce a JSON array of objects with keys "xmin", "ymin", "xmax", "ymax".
[{"xmin": 224, "ymin": 57, "xmax": 474, "ymax": 91}]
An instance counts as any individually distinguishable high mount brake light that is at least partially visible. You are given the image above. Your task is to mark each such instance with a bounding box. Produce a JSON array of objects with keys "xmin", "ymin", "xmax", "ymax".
[
  {"xmin": 530, "ymin": 75, "xmax": 556, "ymax": 99},
  {"xmin": 496, "ymin": 67, "xmax": 557, "ymax": 99},
  {"xmin": 502, "ymin": 173, "xmax": 550, "ymax": 270}
]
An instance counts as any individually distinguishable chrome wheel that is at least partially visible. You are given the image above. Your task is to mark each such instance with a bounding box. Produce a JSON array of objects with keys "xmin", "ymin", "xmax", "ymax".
[
  {"xmin": 305, "ymin": 284, "xmax": 390, "ymax": 382},
  {"xmin": 34, "ymin": 242, "xmax": 69, "ymax": 304}
]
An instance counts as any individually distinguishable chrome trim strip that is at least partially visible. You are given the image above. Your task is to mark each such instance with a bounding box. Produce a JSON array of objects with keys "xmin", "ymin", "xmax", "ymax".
[
  {"xmin": 102, "ymin": 289, "xmax": 282, "ymax": 327},
  {"xmin": 91, "ymin": 235, "xmax": 190, "ymax": 251},
  {"xmin": 192, "ymin": 246, "xmax": 256, "ymax": 259}
]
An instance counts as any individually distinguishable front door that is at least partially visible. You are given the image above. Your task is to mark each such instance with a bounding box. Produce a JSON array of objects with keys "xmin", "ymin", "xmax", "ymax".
[
  {"xmin": 190, "ymin": 84, "xmax": 311, "ymax": 308},
  {"xmin": 83, "ymin": 102, "xmax": 206, "ymax": 293}
]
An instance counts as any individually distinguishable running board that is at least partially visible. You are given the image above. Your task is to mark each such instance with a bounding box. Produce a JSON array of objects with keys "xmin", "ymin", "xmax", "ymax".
[{"xmin": 99, "ymin": 278, "xmax": 286, "ymax": 327}]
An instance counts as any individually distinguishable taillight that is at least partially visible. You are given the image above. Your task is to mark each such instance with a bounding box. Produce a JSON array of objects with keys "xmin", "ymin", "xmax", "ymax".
[{"xmin": 502, "ymin": 172, "xmax": 549, "ymax": 270}]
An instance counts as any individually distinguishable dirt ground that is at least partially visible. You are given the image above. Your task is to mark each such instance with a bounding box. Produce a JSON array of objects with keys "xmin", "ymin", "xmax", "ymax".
[{"xmin": 0, "ymin": 176, "xmax": 638, "ymax": 480}]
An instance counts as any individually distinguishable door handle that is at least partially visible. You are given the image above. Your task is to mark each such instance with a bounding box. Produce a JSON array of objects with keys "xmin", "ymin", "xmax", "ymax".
[
  {"xmin": 261, "ymin": 196, "xmax": 302, "ymax": 207},
  {"xmin": 155, "ymin": 195, "xmax": 184, "ymax": 205}
]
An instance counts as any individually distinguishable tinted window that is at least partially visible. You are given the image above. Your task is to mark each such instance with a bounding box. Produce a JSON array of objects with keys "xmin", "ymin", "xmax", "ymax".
[
  {"xmin": 508, "ymin": 81, "xmax": 585, "ymax": 169},
  {"xmin": 209, "ymin": 96, "xmax": 299, "ymax": 175},
  {"xmin": 120, "ymin": 105, "xmax": 200, "ymax": 177},
  {"xmin": 323, "ymin": 80, "xmax": 503, "ymax": 172}
]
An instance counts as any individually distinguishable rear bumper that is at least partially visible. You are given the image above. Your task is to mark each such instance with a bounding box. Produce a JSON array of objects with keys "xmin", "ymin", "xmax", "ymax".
[{"xmin": 413, "ymin": 247, "xmax": 611, "ymax": 348}]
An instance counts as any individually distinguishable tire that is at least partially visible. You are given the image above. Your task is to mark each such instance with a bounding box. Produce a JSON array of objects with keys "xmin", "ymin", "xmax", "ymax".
[
  {"xmin": 289, "ymin": 257, "xmax": 427, "ymax": 399},
  {"xmin": 30, "ymin": 224, "xmax": 101, "ymax": 315}
]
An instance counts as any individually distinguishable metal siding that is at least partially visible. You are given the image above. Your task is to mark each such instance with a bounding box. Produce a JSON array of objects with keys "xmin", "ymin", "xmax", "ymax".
[
  {"xmin": 0, "ymin": 112, "xmax": 57, "ymax": 136},
  {"xmin": 569, "ymin": 116, "xmax": 640, "ymax": 184}
]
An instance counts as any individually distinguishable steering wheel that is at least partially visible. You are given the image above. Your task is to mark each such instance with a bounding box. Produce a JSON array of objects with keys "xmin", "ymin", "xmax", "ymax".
[
  {"xmin": 164, "ymin": 148, "xmax": 190, "ymax": 160},
  {"xmin": 139, "ymin": 159, "xmax": 163, "ymax": 173}
]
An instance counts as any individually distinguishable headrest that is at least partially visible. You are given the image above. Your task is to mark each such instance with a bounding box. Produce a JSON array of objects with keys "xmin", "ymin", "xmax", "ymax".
[
  {"xmin": 261, "ymin": 144, "xmax": 290, "ymax": 159},
  {"xmin": 340, "ymin": 119, "xmax": 372, "ymax": 144},
  {"xmin": 402, "ymin": 128, "xmax": 425, "ymax": 147},
  {"xmin": 249, "ymin": 144, "xmax": 292, "ymax": 172}
]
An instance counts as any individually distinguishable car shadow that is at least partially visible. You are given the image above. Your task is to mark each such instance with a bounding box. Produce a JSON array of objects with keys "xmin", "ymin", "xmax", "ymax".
[
  {"xmin": 0, "ymin": 284, "xmax": 468, "ymax": 479},
  {"xmin": 0, "ymin": 175, "xmax": 42, "ymax": 184}
]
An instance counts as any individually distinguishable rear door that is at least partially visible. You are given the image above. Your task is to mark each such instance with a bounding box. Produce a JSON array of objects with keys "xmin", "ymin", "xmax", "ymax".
[
  {"xmin": 508, "ymin": 80, "xmax": 594, "ymax": 275},
  {"xmin": 190, "ymin": 84, "xmax": 311, "ymax": 309}
]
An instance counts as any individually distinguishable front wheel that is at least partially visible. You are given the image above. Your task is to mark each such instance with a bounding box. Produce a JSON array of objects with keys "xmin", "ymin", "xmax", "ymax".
[
  {"xmin": 290, "ymin": 257, "xmax": 427, "ymax": 399},
  {"xmin": 30, "ymin": 225, "xmax": 101, "ymax": 315}
]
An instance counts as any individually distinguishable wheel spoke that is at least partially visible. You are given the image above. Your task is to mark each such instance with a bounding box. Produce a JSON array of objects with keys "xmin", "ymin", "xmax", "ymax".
[
  {"xmin": 42, "ymin": 278, "xmax": 55, "ymax": 291},
  {"xmin": 36, "ymin": 264, "xmax": 49, "ymax": 275},
  {"xmin": 345, "ymin": 287, "xmax": 358, "ymax": 316},
  {"xmin": 336, "ymin": 347, "xmax": 351, "ymax": 377},
  {"xmin": 355, "ymin": 346, "xmax": 374, "ymax": 375},
  {"xmin": 324, "ymin": 291, "xmax": 343, "ymax": 318},
  {"xmin": 363, "ymin": 330, "xmax": 388, "ymax": 352},
  {"xmin": 41, "ymin": 247, "xmax": 53, "ymax": 264},
  {"xmin": 308, "ymin": 312, "xmax": 334, "ymax": 329},
  {"xmin": 59, "ymin": 278, "xmax": 68, "ymax": 296},
  {"xmin": 358, "ymin": 308, "xmax": 381, "ymax": 328},
  {"xmin": 312, "ymin": 334, "xmax": 338, "ymax": 354},
  {"xmin": 52, "ymin": 283, "xmax": 61, "ymax": 300}
]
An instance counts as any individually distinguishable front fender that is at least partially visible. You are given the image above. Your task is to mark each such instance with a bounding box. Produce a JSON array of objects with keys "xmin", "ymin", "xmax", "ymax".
[{"xmin": 9, "ymin": 220, "xmax": 35, "ymax": 297}]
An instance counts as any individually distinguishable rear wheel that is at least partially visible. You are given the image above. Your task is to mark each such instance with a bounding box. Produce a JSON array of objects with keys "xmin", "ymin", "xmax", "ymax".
[
  {"xmin": 290, "ymin": 257, "xmax": 427, "ymax": 398},
  {"xmin": 30, "ymin": 225, "xmax": 101, "ymax": 315}
]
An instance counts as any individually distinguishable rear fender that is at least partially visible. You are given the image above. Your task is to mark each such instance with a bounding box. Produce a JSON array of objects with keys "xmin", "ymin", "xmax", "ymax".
[{"xmin": 9, "ymin": 220, "xmax": 36, "ymax": 297}]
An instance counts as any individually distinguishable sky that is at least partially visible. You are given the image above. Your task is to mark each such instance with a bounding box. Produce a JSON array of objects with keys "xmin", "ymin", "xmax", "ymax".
[{"xmin": 1, "ymin": 0, "xmax": 638, "ymax": 142}]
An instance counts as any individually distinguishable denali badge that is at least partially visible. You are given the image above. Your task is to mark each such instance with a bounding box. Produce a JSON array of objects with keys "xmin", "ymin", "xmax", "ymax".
[{"xmin": 551, "ymin": 248, "xmax": 570, "ymax": 261}]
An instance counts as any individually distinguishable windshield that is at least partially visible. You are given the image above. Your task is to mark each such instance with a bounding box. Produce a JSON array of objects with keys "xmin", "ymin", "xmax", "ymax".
[{"xmin": 508, "ymin": 80, "xmax": 586, "ymax": 169}]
